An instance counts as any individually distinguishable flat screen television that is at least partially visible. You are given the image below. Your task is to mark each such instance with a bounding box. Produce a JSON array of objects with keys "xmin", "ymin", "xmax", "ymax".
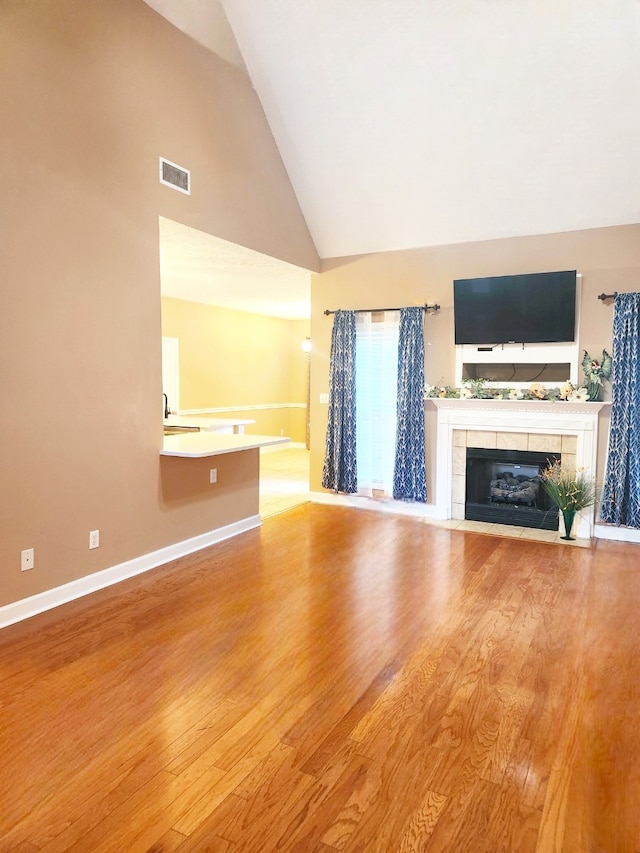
[{"xmin": 453, "ymin": 270, "xmax": 577, "ymax": 345}]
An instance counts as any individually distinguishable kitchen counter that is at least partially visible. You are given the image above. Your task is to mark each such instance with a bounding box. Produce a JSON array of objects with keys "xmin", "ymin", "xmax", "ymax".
[
  {"xmin": 163, "ymin": 415, "xmax": 255, "ymax": 434},
  {"xmin": 161, "ymin": 431, "xmax": 289, "ymax": 458}
]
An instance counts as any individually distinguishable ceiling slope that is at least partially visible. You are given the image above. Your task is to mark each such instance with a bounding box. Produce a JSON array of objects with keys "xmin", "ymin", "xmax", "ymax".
[
  {"xmin": 159, "ymin": 218, "xmax": 311, "ymax": 319},
  {"xmin": 221, "ymin": 0, "xmax": 640, "ymax": 259}
]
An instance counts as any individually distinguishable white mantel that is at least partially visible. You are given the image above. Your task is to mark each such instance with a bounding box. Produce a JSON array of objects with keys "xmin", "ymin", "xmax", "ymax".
[{"xmin": 428, "ymin": 398, "xmax": 609, "ymax": 538}]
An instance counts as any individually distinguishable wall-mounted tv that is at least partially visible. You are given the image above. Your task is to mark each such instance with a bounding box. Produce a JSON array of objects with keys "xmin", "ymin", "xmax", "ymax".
[{"xmin": 453, "ymin": 270, "xmax": 577, "ymax": 345}]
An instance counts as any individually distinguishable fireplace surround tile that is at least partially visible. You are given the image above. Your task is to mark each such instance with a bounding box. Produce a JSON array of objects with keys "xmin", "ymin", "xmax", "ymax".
[
  {"xmin": 458, "ymin": 520, "xmax": 494, "ymax": 532},
  {"xmin": 562, "ymin": 434, "xmax": 578, "ymax": 454},
  {"xmin": 520, "ymin": 527, "xmax": 561, "ymax": 542},
  {"xmin": 453, "ymin": 429, "xmax": 467, "ymax": 447},
  {"xmin": 527, "ymin": 433, "xmax": 562, "ymax": 452},
  {"xmin": 452, "ymin": 502, "xmax": 465, "ymax": 520},
  {"xmin": 452, "ymin": 474, "xmax": 466, "ymax": 505},
  {"xmin": 467, "ymin": 430, "xmax": 497, "ymax": 448},
  {"xmin": 452, "ymin": 445, "xmax": 466, "ymax": 475},
  {"xmin": 485, "ymin": 523, "xmax": 525, "ymax": 538},
  {"xmin": 497, "ymin": 432, "xmax": 528, "ymax": 451}
]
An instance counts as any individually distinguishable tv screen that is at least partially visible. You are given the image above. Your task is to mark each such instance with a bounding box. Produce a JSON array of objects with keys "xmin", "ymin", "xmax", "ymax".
[{"xmin": 453, "ymin": 270, "xmax": 577, "ymax": 345}]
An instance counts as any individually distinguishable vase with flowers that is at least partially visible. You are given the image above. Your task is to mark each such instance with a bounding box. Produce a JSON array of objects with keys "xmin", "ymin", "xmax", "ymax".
[{"xmin": 539, "ymin": 461, "xmax": 596, "ymax": 540}]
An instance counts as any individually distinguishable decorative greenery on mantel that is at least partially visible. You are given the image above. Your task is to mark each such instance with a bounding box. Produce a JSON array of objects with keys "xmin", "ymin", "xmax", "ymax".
[
  {"xmin": 425, "ymin": 379, "xmax": 590, "ymax": 402},
  {"xmin": 425, "ymin": 349, "xmax": 612, "ymax": 403}
]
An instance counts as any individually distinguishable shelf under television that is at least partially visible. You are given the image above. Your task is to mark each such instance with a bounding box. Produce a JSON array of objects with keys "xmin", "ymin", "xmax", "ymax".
[{"xmin": 454, "ymin": 340, "xmax": 580, "ymax": 388}]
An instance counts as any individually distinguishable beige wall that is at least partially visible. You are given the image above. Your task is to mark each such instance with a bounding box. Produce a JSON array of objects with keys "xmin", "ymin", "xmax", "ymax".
[
  {"xmin": 309, "ymin": 225, "xmax": 640, "ymax": 496},
  {"xmin": 161, "ymin": 297, "xmax": 309, "ymax": 442},
  {"xmin": 3, "ymin": 0, "xmax": 637, "ymax": 614},
  {"xmin": 0, "ymin": 0, "xmax": 318, "ymax": 610}
]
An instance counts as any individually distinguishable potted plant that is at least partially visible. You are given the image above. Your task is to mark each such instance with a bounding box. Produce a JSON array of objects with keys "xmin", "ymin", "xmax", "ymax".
[{"xmin": 539, "ymin": 460, "xmax": 596, "ymax": 540}]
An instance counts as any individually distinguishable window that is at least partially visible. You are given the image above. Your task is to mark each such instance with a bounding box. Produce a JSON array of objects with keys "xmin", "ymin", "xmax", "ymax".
[{"xmin": 355, "ymin": 311, "xmax": 399, "ymax": 496}]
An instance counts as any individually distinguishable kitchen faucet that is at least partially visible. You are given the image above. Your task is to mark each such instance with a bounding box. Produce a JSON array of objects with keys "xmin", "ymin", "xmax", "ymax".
[{"xmin": 163, "ymin": 393, "xmax": 170, "ymax": 418}]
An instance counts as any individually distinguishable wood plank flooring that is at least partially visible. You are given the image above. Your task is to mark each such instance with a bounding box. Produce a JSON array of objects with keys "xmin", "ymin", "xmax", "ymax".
[{"xmin": 0, "ymin": 504, "xmax": 638, "ymax": 852}]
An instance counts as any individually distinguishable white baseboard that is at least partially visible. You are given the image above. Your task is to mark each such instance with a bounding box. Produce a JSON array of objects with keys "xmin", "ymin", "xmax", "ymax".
[
  {"xmin": 309, "ymin": 491, "xmax": 440, "ymax": 519},
  {"xmin": 594, "ymin": 523, "xmax": 640, "ymax": 544},
  {"xmin": 0, "ymin": 515, "xmax": 261, "ymax": 631}
]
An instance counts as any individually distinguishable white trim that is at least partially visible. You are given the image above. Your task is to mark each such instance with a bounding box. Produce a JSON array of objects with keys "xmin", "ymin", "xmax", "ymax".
[
  {"xmin": 0, "ymin": 515, "xmax": 261, "ymax": 631},
  {"xmin": 180, "ymin": 403, "xmax": 306, "ymax": 414},
  {"xmin": 310, "ymin": 490, "xmax": 439, "ymax": 519},
  {"xmin": 594, "ymin": 523, "xmax": 640, "ymax": 544}
]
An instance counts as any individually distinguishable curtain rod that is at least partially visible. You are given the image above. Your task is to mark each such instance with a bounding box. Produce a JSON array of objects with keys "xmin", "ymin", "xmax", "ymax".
[
  {"xmin": 324, "ymin": 303, "xmax": 440, "ymax": 316},
  {"xmin": 598, "ymin": 292, "xmax": 618, "ymax": 301}
]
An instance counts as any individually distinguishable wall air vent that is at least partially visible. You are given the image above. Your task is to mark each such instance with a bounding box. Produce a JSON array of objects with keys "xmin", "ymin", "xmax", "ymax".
[{"xmin": 159, "ymin": 157, "xmax": 190, "ymax": 195}]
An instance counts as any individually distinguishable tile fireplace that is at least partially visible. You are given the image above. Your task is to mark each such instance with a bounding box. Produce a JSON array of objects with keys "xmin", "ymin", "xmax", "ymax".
[{"xmin": 429, "ymin": 398, "xmax": 607, "ymax": 539}]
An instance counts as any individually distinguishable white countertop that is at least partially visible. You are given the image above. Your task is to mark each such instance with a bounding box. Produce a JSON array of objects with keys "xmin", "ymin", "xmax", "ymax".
[
  {"xmin": 164, "ymin": 415, "xmax": 255, "ymax": 433},
  {"xmin": 161, "ymin": 431, "xmax": 290, "ymax": 458}
]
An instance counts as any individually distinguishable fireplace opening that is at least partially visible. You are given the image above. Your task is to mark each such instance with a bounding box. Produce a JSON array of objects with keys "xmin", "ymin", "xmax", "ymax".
[{"xmin": 465, "ymin": 447, "xmax": 560, "ymax": 530}]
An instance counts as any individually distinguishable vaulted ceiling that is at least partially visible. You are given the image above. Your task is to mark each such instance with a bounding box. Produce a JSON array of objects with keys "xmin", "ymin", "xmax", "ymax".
[
  {"xmin": 220, "ymin": 0, "xmax": 640, "ymax": 259},
  {"xmin": 146, "ymin": 0, "xmax": 640, "ymax": 315}
]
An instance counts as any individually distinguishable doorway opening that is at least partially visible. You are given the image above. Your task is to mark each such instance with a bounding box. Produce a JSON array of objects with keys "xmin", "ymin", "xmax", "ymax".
[
  {"xmin": 259, "ymin": 446, "xmax": 310, "ymax": 518},
  {"xmin": 158, "ymin": 216, "xmax": 313, "ymax": 511}
]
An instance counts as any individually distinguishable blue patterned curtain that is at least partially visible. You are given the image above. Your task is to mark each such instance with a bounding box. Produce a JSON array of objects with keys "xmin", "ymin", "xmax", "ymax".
[
  {"xmin": 600, "ymin": 292, "xmax": 640, "ymax": 528},
  {"xmin": 393, "ymin": 307, "xmax": 427, "ymax": 502},
  {"xmin": 322, "ymin": 310, "xmax": 358, "ymax": 493}
]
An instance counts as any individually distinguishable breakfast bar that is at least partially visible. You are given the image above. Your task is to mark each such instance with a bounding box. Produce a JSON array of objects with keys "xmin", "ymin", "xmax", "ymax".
[{"xmin": 161, "ymin": 431, "xmax": 289, "ymax": 458}]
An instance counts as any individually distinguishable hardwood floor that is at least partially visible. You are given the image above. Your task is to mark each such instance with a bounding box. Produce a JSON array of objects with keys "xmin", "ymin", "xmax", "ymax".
[{"xmin": 0, "ymin": 504, "xmax": 638, "ymax": 852}]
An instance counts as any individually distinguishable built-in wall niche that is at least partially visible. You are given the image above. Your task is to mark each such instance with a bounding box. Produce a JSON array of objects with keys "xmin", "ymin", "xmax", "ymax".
[
  {"xmin": 462, "ymin": 361, "xmax": 571, "ymax": 384},
  {"xmin": 455, "ymin": 341, "xmax": 579, "ymax": 389}
]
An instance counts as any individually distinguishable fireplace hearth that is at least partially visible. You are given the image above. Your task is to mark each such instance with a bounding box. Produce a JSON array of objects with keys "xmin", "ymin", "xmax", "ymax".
[{"xmin": 465, "ymin": 447, "xmax": 560, "ymax": 530}]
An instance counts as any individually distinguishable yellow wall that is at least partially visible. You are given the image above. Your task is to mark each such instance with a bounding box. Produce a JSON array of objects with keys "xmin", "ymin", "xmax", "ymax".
[
  {"xmin": 1, "ymin": 0, "xmax": 318, "ymax": 611},
  {"xmin": 161, "ymin": 297, "xmax": 309, "ymax": 442},
  {"xmin": 309, "ymin": 225, "xmax": 640, "ymax": 495}
]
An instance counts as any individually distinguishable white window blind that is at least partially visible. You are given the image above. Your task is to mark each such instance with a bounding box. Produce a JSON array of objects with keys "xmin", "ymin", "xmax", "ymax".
[{"xmin": 355, "ymin": 311, "xmax": 399, "ymax": 496}]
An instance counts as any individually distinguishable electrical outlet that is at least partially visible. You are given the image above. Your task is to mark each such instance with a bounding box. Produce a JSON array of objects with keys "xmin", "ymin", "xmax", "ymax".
[
  {"xmin": 209, "ymin": 468, "xmax": 217, "ymax": 484},
  {"xmin": 21, "ymin": 548, "xmax": 34, "ymax": 571},
  {"xmin": 89, "ymin": 529, "xmax": 100, "ymax": 549},
  {"xmin": 320, "ymin": 393, "xmax": 329, "ymax": 404}
]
